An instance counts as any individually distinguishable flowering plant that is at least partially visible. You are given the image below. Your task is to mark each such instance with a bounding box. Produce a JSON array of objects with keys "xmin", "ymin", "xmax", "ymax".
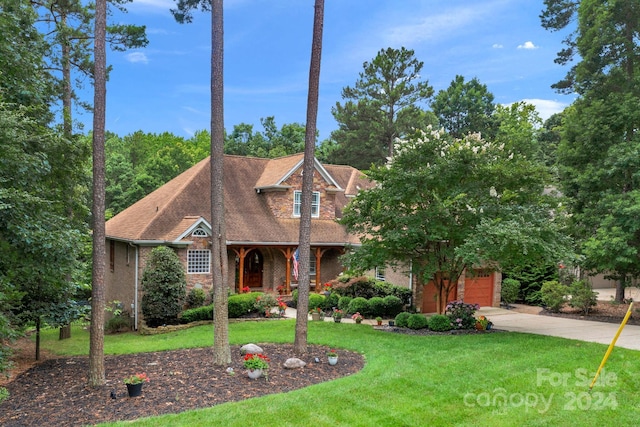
[
  {"xmin": 476, "ymin": 315, "xmax": 490, "ymax": 330},
  {"xmin": 309, "ymin": 307, "xmax": 323, "ymax": 315},
  {"xmin": 324, "ymin": 283, "xmax": 332, "ymax": 292},
  {"xmin": 243, "ymin": 353, "xmax": 270, "ymax": 370},
  {"xmin": 276, "ymin": 284, "xmax": 285, "ymax": 294},
  {"xmin": 327, "ymin": 349, "xmax": 338, "ymax": 358},
  {"xmin": 241, "ymin": 286, "xmax": 250, "ymax": 293},
  {"xmin": 351, "ymin": 312, "xmax": 363, "ymax": 322},
  {"xmin": 332, "ymin": 309, "xmax": 343, "ymax": 319},
  {"xmin": 123, "ymin": 373, "xmax": 149, "ymax": 385},
  {"xmin": 445, "ymin": 300, "xmax": 479, "ymax": 329},
  {"xmin": 277, "ymin": 296, "xmax": 287, "ymax": 312}
]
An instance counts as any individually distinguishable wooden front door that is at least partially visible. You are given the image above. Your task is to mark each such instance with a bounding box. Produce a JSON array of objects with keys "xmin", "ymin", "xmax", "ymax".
[{"xmin": 244, "ymin": 250, "xmax": 263, "ymax": 288}]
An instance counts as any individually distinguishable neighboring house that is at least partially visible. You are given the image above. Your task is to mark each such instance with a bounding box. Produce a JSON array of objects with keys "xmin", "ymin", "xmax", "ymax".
[{"xmin": 105, "ymin": 153, "xmax": 500, "ymax": 328}]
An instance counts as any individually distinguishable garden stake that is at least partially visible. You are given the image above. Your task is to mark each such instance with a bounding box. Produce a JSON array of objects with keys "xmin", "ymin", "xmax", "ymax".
[{"xmin": 589, "ymin": 302, "xmax": 633, "ymax": 392}]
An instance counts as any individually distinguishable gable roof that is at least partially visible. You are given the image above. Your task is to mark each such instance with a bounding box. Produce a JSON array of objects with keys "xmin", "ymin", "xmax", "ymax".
[{"xmin": 105, "ymin": 154, "xmax": 372, "ymax": 246}]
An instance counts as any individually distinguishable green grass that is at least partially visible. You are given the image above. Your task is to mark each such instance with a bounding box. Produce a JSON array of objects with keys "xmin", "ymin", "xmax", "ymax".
[{"xmin": 38, "ymin": 321, "xmax": 640, "ymax": 426}]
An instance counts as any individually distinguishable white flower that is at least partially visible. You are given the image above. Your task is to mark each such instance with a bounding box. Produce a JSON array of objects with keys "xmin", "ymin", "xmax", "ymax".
[{"xmin": 489, "ymin": 187, "xmax": 497, "ymax": 197}]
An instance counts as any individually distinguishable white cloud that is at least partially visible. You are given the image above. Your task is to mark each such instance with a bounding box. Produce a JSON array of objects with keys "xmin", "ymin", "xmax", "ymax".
[
  {"xmin": 492, "ymin": 43, "xmax": 504, "ymax": 49},
  {"xmin": 517, "ymin": 41, "xmax": 538, "ymax": 50},
  {"xmin": 126, "ymin": 52, "xmax": 148, "ymax": 64},
  {"xmin": 520, "ymin": 99, "xmax": 569, "ymax": 120}
]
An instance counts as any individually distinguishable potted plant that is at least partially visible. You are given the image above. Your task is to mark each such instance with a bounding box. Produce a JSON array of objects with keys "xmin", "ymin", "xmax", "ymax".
[
  {"xmin": 332, "ymin": 309, "xmax": 343, "ymax": 323},
  {"xmin": 123, "ymin": 373, "xmax": 149, "ymax": 397},
  {"xmin": 323, "ymin": 283, "xmax": 333, "ymax": 296},
  {"xmin": 327, "ymin": 349, "xmax": 338, "ymax": 365},
  {"xmin": 351, "ymin": 312, "xmax": 363, "ymax": 324},
  {"xmin": 309, "ymin": 307, "xmax": 323, "ymax": 321},
  {"xmin": 475, "ymin": 315, "xmax": 490, "ymax": 330},
  {"xmin": 243, "ymin": 353, "xmax": 270, "ymax": 379},
  {"xmin": 376, "ymin": 316, "xmax": 383, "ymax": 326}
]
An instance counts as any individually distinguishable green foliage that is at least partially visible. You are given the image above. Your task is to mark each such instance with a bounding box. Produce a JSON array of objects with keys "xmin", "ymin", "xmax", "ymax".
[
  {"xmin": 322, "ymin": 292, "xmax": 339, "ymax": 311},
  {"xmin": 445, "ymin": 301, "xmax": 478, "ymax": 330},
  {"xmin": 394, "ymin": 312, "xmax": 411, "ymax": 328},
  {"xmin": 186, "ymin": 288, "xmax": 206, "ymax": 308},
  {"xmin": 373, "ymin": 281, "xmax": 413, "ymax": 306},
  {"xmin": 501, "ymin": 278, "xmax": 520, "ymax": 306},
  {"xmin": 224, "ymin": 117, "xmax": 307, "ymax": 158},
  {"xmin": 105, "ymin": 315, "xmax": 131, "ymax": 334},
  {"xmin": 308, "ymin": 293, "xmax": 325, "ymax": 311},
  {"xmin": 407, "ymin": 313, "xmax": 429, "ymax": 330},
  {"xmin": 347, "ymin": 297, "xmax": 370, "ymax": 316},
  {"xmin": 141, "ymin": 247, "xmax": 187, "ymax": 326},
  {"xmin": 428, "ymin": 314, "xmax": 453, "ymax": 332},
  {"xmin": 382, "ymin": 295, "xmax": 404, "ymax": 317},
  {"xmin": 254, "ymin": 293, "xmax": 278, "ymax": 317},
  {"xmin": 0, "ymin": 387, "xmax": 8, "ymax": 404},
  {"xmin": 540, "ymin": 281, "xmax": 568, "ymax": 313},
  {"xmin": 505, "ymin": 263, "xmax": 558, "ymax": 306},
  {"xmin": 368, "ymin": 296, "xmax": 386, "ymax": 317},
  {"xmin": 568, "ymin": 280, "xmax": 597, "ymax": 315},
  {"xmin": 180, "ymin": 305, "xmax": 213, "ymax": 323},
  {"xmin": 337, "ymin": 296, "xmax": 352, "ymax": 312},
  {"xmin": 228, "ymin": 293, "xmax": 260, "ymax": 318}
]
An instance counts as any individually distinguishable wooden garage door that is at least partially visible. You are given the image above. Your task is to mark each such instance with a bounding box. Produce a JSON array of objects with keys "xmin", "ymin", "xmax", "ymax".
[
  {"xmin": 463, "ymin": 270, "xmax": 494, "ymax": 307},
  {"xmin": 422, "ymin": 278, "xmax": 457, "ymax": 313}
]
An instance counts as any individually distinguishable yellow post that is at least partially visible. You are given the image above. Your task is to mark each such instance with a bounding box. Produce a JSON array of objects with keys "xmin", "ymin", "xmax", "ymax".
[{"xmin": 589, "ymin": 301, "xmax": 633, "ymax": 391}]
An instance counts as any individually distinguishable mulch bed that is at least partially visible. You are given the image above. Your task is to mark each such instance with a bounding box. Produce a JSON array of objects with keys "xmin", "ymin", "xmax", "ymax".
[
  {"xmin": 540, "ymin": 300, "xmax": 640, "ymax": 325},
  {"xmin": 0, "ymin": 344, "xmax": 365, "ymax": 427}
]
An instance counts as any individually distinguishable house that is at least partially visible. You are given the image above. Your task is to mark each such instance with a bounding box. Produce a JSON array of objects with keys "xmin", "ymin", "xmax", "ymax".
[{"xmin": 105, "ymin": 153, "xmax": 500, "ymax": 328}]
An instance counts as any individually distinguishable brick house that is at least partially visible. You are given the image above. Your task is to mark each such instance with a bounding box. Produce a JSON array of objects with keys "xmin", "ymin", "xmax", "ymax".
[{"xmin": 105, "ymin": 153, "xmax": 500, "ymax": 328}]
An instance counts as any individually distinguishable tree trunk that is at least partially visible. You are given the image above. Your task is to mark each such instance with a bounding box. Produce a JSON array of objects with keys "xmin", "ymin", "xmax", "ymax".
[
  {"xmin": 294, "ymin": 0, "xmax": 324, "ymax": 356},
  {"xmin": 211, "ymin": 0, "xmax": 231, "ymax": 365},
  {"xmin": 88, "ymin": 0, "xmax": 107, "ymax": 387},
  {"xmin": 615, "ymin": 278, "xmax": 625, "ymax": 303},
  {"xmin": 59, "ymin": 324, "xmax": 71, "ymax": 340},
  {"xmin": 35, "ymin": 317, "xmax": 41, "ymax": 361}
]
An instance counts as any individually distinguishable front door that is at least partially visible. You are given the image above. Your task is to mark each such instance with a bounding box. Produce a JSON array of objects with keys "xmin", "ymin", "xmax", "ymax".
[{"xmin": 244, "ymin": 250, "xmax": 263, "ymax": 288}]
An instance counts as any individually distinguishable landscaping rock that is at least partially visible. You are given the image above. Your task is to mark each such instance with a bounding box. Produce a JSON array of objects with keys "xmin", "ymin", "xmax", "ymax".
[
  {"xmin": 240, "ymin": 343, "xmax": 264, "ymax": 355},
  {"xmin": 283, "ymin": 358, "xmax": 306, "ymax": 369}
]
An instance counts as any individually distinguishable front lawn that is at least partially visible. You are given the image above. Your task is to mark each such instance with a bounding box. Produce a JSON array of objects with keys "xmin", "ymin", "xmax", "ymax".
[{"xmin": 36, "ymin": 321, "xmax": 640, "ymax": 426}]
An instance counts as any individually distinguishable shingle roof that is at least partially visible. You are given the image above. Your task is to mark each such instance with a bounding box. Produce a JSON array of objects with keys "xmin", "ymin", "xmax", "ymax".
[{"xmin": 105, "ymin": 154, "xmax": 372, "ymax": 246}]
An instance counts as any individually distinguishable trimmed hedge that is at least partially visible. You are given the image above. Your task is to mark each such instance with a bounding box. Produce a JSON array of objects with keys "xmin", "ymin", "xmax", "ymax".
[
  {"xmin": 368, "ymin": 296, "xmax": 385, "ymax": 317},
  {"xmin": 383, "ymin": 295, "xmax": 404, "ymax": 317},
  {"xmin": 228, "ymin": 292, "xmax": 261, "ymax": 318},
  {"xmin": 347, "ymin": 297, "xmax": 370, "ymax": 316},
  {"xmin": 407, "ymin": 313, "xmax": 429, "ymax": 330},
  {"xmin": 180, "ymin": 305, "xmax": 213, "ymax": 323},
  {"xmin": 309, "ymin": 293, "xmax": 326, "ymax": 310},
  {"xmin": 338, "ymin": 296, "xmax": 352, "ymax": 312},
  {"xmin": 428, "ymin": 314, "xmax": 452, "ymax": 331},
  {"xmin": 395, "ymin": 312, "xmax": 411, "ymax": 328}
]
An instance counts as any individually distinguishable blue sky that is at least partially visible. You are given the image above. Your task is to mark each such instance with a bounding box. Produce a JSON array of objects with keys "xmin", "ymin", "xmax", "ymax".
[{"xmin": 89, "ymin": 0, "xmax": 576, "ymax": 140}]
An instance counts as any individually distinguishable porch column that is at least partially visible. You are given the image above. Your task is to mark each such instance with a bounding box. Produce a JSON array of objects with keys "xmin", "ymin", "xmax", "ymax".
[
  {"xmin": 231, "ymin": 247, "xmax": 247, "ymax": 293},
  {"xmin": 277, "ymin": 247, "xmax": 295, "ymax": 294}
]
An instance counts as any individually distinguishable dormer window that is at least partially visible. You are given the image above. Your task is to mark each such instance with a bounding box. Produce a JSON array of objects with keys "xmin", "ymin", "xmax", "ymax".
[{"xmin": 293, "ymin": 190, "xmax": 320, "ymax": 218}]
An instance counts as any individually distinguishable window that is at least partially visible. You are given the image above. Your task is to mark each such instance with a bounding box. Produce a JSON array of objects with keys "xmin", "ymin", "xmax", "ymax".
[
  {"xmin": 290, "ymin": 256, "xmax": 317, "ymax": 277},
  {"xmin": 109, "ymin": 241, "xmax": 115, "ymax": 272},
  {"xmin": 192, "ymin": 227, "xmax": 208, "ymax": 237},
  {"xmin": 293, "ymin": 191, "xmax": 320, "ymax": 218},
  {"xmin": 188, "ymin": 249, "xmax": 211, "ymax": 274},
  {"xmin": 375, "ymin": 267, "xmax": 386, "ymax": 281}
]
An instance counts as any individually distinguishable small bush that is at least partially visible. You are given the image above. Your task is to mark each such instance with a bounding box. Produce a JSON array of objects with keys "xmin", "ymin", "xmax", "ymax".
[
  {"xmin": 180, "ymin": 304, "xmax": 213, "ymax": 323},
  {"xmin": 105, "ymin": 315, "xmax": 131, "ymax": 333},
  {"xmin": 445, "ymin": 300, "xmax": 478, "ymax": 329},
  {"xmin": 348, "ymin": 297, "xmax": 370, "ymax": 316},
  {"xmin": 368, "ymin": 296, "xmax": 386, "ymax": 317},
  {"xmin": 383, "ymin": 295, "xmax": 404, "ymax": 317},
  {"xmin": 428, "ymin": 314, "xmax": 452, "ymax": 331},
  {"xmin": 501, "ymin": 278, "xmax": 520, "ymax": 306},
  {"xmin": 407, "ymin": 313, "xmax": 429, "ymax": 330},
  {"xmin": 228, "ymin": 292, "xmax": 260, "ymax": 318},
  {"xmin": 186, "ymin": 288, "xmax": 206, "ymax": 308},
  {"xmin": 0, "ymin": 387, "xmax": 8, "ymax": 404},
  {"xmin": 254, "ymin": 293, "xmax": 278, "ymax": 317},
  {"xmin": 395, "ymin": 312, "xmax": 411, "ymax": 328},
  {"xmin": 141, "ymin": 246, "xmax": 187, "ymax": 327},
  {"xmin": 540, "ymin": 280, "xmax": 568, "ymax": 312},
  {"xmin": 338, "ymin": 296, "xmax": 352, "ymax": 312},
  {"xmin": 568, "ymin": 280, "xmax": 597, "ymax": 315},
  {"xmin": 323, "ymin": 292, "xmax": 339, "ymax": 311},
  {"xmin": 309, "ymin": 293, "xmax": 326, "ymax": 311},
  {"xmin": 373, "ymin": 282, "xmax": 413, "ymax": 306}
]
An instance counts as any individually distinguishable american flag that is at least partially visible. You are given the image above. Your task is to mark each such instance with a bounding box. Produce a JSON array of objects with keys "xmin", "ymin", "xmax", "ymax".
[{"xmin": 292, "ymin": 248, "xmax": 299, "ymax": 280}]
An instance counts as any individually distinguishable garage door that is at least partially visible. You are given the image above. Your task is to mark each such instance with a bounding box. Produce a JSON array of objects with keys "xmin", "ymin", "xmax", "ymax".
[
  {"xmin": 463, "ymin": 270, "xmax": 494, "ymax": 307},
  {"xmin": 422, "ymin": 279, "xmax": 457, "ymax": 313}
]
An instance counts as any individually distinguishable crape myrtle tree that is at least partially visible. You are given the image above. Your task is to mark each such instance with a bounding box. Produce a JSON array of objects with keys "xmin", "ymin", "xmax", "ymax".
[
  {"xmin": 328, "ymin": 47, "xmax": 436, "ymax": 170},
  {"xmin": 341, "ymin": 124, "xmax": 572, "ymax": 313},
  {"xmin": 542, "ymin": 0, "xmax": 640, "ymax": 301},
  {"xmin": 140, "ymin": 247, "xmax": 187, "ymax": 327}
]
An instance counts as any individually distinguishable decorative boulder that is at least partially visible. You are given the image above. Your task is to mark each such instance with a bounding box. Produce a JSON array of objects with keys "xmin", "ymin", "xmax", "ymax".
[
  {"xmin": 240, "ymin": 343, "xmax": 264, "ymax": 355},
  {"xmin": 283, "ymin": 358, "xmax": 306, "ymax": 369}
]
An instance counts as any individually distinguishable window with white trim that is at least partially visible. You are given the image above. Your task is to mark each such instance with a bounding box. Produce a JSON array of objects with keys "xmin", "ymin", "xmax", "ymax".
[
  {"xmin": 375, "ymin": 267, "xmax": 386, "ymax": 281},
  {"xmin": 187, "ymin": 249, "xmax": 211, "ymax": 274},
  {"xmin": 293, "ymin": 191, "xmax": 320, "ymax": 218},
  {"xmin": 192, "ymin": 227, "xmax": 207, "ymax": 237}
]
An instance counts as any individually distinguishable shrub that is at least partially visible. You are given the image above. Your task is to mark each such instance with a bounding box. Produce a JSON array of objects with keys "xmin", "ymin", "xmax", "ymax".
[
  {"xmin": 180, "ymin": 304, "xmax": 213, "ymax": 323},
  {"xmin": 289, "ymin": 290, "xmax": 299, "ymax": 308},
  {"xmin": 501, "ymin": 278, "xmax": 520, "ymax": 307},
  {"xmin": 568, "ymin": 280, "xmax": 597, "ymax": 315},
  {"xmin": 105, "ymin": 315, "xmax": 131, "ymax": 333},
  {"xmin": 337, "ymin": 296, "xmax": 352, "ymax": 312},
  {"xmin": 323, "ymin": 292, "xmax": 339, "ymax": 311},
  {"xmin": 0, "ymin": 387, "xmax": 8, "ymax": 404},
  {"xmin": 309, "ymin": 293, "xmax": 326, "ymax": 311},
  {"xmin": 540, "ymin": 280, "xmax": 568, "ymax": 312},
  {"xmin": 228, "ymin": 292, "xmax": 260, "ymax": 318},
  {"xmin": 445, "ymin": 300, "xmax": 478, "ymax": 329},
  {"xmin": 254, "ymin": 293, "xmax": 278, "ymax": 317},
  {"xmin": 373, "ymin": 282, "xmax": 412, "ymax": 306},
  {"xmin": 395, "ymin": 312, "xmax": 411, "ymax": 328},
  {"xmin": 428, "ymin": 314, "xmax": 452, "ymax": 332},
  {"xmin": 383, "ymin": 295, "xmax": 404, "ymax": 317},
  {"xmin": 186, "ymin": 288, "xmax": 206, "ymax": 308},
  {"xmin": 368, "ymin": 296, "xmax": 386, "ymax": 317},
  {"xmin": 141, "ymin": 246, "xmax": 187, "ymax": 327},
  {"xmin": 335, "ymin": 276, "xmax": 377, "ymax": 299},
  {"xmin": 407, "ymin": 313, "xmax": 429, "ymax": 330},
  {"xmin": 348, "ymin": 297, "xmax": 370, "ymax": 316}
]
